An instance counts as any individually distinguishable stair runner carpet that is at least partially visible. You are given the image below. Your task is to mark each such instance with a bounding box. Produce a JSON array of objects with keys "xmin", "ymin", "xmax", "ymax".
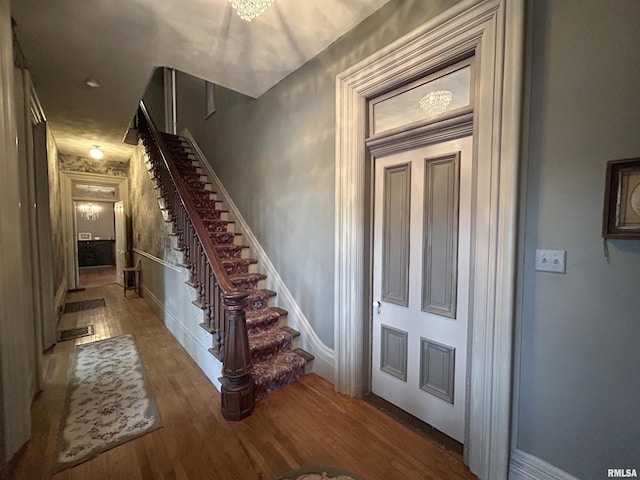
[{"xmin": 156, "ymin": 133, "xmax": 306, "ymax": 400}]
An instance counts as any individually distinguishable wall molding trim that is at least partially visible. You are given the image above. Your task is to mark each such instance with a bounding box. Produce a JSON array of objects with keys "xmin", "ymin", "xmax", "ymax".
[
  {"xmin": 181, "ymin": 129, "xmax": 335, "ymax": 383},
  {"xmin": 509, "ymin": 449, "xmax": 580, "ymax": 480},
  {"xmin": 132, "ymin": 247, "xmax": 182, "ymax": 272},
  {"xmin": 334, "ymin": 1, "xmax": 525, "ymax": 478}
]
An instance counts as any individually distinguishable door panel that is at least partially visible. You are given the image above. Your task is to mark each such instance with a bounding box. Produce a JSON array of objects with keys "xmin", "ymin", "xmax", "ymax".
[{"xmin": 371, "ymin": 136, "xmax": 472, "ymax": 443}]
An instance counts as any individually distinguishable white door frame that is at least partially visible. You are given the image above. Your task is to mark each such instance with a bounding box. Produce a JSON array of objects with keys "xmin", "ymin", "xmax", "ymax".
[
  {"xmin": 334, "ymin": 1, "xmax": 524, "ymax": 478},
  {"xmin": 60, "ymin": 171, "xmax": 129, "ymax": 290}
]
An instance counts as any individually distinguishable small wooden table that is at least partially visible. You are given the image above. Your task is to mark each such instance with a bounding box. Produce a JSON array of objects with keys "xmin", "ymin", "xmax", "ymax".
[{"xmin": 123, "ymin": 259, "xmax": 141, "ymax": 297}]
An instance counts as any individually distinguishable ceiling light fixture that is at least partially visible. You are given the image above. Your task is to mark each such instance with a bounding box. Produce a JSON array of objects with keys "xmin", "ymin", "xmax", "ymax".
[
  {"xmin": 85, "ymin": 78, "xmax": 101, "ymax": 88},
  {"xmin": 229, "ymin": 0, "xmax": 274, "ymax": 22},
  {"xmin": 89, "ymin": 146, "xmax": 104, "ymax": 159},
  {"xmin": 78, "ymin": 203, "xmax": 101, "ymax": 221},
  {"xmin": 419, "ymin": 90, "xmax": 453, "ymax": 118}
]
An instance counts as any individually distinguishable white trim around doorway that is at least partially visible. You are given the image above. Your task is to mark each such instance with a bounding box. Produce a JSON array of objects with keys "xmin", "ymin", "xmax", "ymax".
[
  {"xmin": 334, "ymin": 1, "xmax": 524, "ymax": 478},
  {"xmin": 60, "ymin": 171, "xmax": 129, "ymax": 291}
]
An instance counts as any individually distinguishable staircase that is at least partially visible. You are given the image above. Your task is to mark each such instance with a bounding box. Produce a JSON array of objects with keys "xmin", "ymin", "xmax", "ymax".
[{"xmin": 138, "ymin": 106, "xmax": 312, "ymax": 405}]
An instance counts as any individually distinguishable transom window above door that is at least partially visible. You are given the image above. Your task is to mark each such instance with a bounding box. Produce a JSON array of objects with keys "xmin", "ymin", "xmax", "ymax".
[
  {"xmin": 370, "ymin": 59, "xmax": 473, "ymax": 136},
  {"xmin": 73, "ymin": 183, "xmax": 118, "ymax": 200}
]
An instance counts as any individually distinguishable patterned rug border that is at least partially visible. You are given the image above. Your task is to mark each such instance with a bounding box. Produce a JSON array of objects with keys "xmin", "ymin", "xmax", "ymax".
[
  {"xmin": 272, "ymin": 465, "xmax": 365, "ymax": 480},
  {"xmin": 53, "ymin": 334, "xmax": 162, "ymax": 473}
]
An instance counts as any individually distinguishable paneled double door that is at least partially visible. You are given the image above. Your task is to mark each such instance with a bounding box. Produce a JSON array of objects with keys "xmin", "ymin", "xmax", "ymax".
[{"xmin": 371, "ymin": 136, "xmax": 472, "ymax": 443}]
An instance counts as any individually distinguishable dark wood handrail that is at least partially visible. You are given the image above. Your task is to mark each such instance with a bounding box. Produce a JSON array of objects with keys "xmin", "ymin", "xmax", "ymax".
[
  {"xmin": 139, "ymin": 102, "xmax": 238, "ymax": 294},
  {"xmin": 137, "ymin": 101, "xmax": 254, "ymax": 420}
]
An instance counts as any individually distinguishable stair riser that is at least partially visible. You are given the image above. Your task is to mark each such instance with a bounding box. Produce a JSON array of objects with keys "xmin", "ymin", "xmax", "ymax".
[
  {"xmin": 225, "ymin": 265, "xmax": 248, "ymax": 276},
  {"xmin": 246, "ymin": 294, "xmax": 274, "ymax": 311},
  {"xmin": 230, "ymin": 277, "xmax": 265, "ymax": 291},
  {"xmin": 250, "ymin": 337, "xmax": 293, "ymax": 363},
  {"xmin": 246, "ymin": 317, "xmax": 281, "ymax": 333},
  {"xmin": 252, "ymin": 364, "xmax": 304, "ymax": 401},
  {"xmin": 214, "ymin": 246, "xmax": 249, "ymax": 259},
  {"xmin": 205, "ymin": 222, "xmax": 235, "ymax": 234}
]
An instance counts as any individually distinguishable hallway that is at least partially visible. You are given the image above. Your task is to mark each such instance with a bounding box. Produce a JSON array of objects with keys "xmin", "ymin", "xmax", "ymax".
[
  {"xmin": 10, "ymin": 284, "xmax": 475, "ymax": 480},
  {"xmin": 77, "ymin": 266, "xmax": 117, "ymax": 288}
]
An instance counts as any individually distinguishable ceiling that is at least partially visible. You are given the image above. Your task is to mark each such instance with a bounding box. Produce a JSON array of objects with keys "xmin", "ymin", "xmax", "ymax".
[{"xmin": 11, "ymin": 0, "xmax": 391, "ymax": 162}]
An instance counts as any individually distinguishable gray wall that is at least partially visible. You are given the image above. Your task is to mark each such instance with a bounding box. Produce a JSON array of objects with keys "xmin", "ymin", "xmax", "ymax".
[
  {"xmin": 128, "ymin": 142, "xmax": 181, "ymax": 265},
  {"xmin": 176, "ymin": 0, "xmax": 462, "ymax": 349},
  {"xmin": 142, "ymin": 67, "xmax": 166, "ymax": 133},
  {"xmin": 75, "ymin": 201, "xmax": 115, "ymax": 240},
  {"xmin": 516, "ymin": 2, "xmax": 640, "ymax": 478}
]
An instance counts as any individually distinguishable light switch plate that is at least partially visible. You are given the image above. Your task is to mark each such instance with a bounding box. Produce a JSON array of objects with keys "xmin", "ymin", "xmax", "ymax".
[{"xmin": 535, "ymin": 249, "xmax": 566, "ymax": 273}]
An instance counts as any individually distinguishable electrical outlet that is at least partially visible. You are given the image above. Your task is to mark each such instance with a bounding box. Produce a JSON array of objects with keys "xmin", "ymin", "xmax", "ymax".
[{"xmin": 535, "ymin": 249, "xmax": 566, "ymax": 273}]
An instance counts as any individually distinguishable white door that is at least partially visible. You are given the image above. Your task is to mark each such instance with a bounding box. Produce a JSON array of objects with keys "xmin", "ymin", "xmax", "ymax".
[
  {"xmin": 371, "ymin": 136, "xmax": 472, "ymax": 443},
  {"xmin": 114, "ymin": 201, "xmax": 127, "ymax": 286}
]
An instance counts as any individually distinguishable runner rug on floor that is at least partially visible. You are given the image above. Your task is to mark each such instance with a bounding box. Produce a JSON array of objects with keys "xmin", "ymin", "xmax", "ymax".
[
  {"xmin": 54, "ymin": 334, "xmax": 162, "ymax": 472},
  {"xmin": 273, "ymin": 466, "xmax": 365, "ymax": 480}
]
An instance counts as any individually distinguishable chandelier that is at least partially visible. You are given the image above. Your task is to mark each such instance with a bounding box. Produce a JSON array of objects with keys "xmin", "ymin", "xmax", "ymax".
[
  {"xmin": 419, "ymin": 90, "xmax": 453, "ymax": 118},
  {"xmin": 229, "ymin": 0, "xmax": 274, "ymax": 22},
  {"xmin": 78, "ymin": 203, "xmax": 101, "ymax": 221}
]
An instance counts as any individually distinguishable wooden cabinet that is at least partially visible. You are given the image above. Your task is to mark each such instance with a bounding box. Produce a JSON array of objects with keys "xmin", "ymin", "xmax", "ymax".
[{"xmin": 77, "ymin": 240, "xmax": 115, "ymax": 267}]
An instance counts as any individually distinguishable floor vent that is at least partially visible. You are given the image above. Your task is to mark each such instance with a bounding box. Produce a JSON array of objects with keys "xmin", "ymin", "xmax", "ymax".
[
  {"xmin": 57, "ymin": 325, "xmax": 95, "ymax": 342},
  {"xmin": 63, "ymin": 298, "xmax": 106, "ymax": 313}
]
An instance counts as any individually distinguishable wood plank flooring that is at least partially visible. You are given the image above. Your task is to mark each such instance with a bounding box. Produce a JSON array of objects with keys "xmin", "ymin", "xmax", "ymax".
[
  {"xmin": 10, "ymin": 284, "xmax": 476, "ymax": 480},
  {"xmin": 78, "ymin": 266, "xmax": 117, "ymax": 288}
]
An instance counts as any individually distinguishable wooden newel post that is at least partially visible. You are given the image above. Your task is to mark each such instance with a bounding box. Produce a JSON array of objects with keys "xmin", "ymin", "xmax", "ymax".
[{"xmin": 220, "ymin": 291, "xmax": 254, "ymax": 421}]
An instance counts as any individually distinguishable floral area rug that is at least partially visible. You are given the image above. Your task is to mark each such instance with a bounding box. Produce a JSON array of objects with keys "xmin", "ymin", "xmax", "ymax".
[
  {"xmin": 54, "ymin": 334, "xmax": 162, "ymax": 472},
  {"xmin": 273, "ymin": 466, "xmax": 365, "ymax": 480}
]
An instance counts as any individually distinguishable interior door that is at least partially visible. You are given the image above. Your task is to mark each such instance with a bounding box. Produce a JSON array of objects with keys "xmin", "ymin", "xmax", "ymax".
[
  {"xmin": 114, "ymin": 201, "xmax": 127, "ymax": 286},
  {"xmin": 371, "ymin": 136, "xmax": 472, "ymax": 443}
]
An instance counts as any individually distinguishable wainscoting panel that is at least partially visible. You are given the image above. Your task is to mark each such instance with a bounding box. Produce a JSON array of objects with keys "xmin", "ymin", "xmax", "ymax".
[{"xmin": 133, "ymin": 249, "xmax": 223, "ymax": 391}]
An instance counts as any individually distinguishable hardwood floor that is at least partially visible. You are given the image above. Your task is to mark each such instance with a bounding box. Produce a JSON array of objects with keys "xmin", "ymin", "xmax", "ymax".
[
  {"xmin": 10, "ymin": 284, "xmax": 476, "ymax": 480},
  {"xmin": 78, "ymin": 265, "xmax": 117, "ymax": 288}
]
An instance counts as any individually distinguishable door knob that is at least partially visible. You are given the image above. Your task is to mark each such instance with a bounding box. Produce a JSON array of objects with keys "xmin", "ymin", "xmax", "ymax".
[{"xmin": 373, "ymin": 300, "xmax": 381, "ymax": 314}]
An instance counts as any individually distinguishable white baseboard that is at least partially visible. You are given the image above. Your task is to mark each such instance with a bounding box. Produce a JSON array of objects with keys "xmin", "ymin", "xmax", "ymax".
[
  {"xmin": 54, "ymin": 277, "xmax": 67, "ymax": 318},
  {"xmin": 510, "ymin": 449, "xmax": 580, "ymax": 480},
  {"xmin": 181, "ymin": 129, "xmax": 335, "ymax": 384}
]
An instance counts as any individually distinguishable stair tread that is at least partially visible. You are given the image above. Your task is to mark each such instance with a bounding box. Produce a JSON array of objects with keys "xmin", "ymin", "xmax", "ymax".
[
  {"xmin": 222, "ymin": 257, "xmax": 257, "ymax": 265},
  {"xmin": 229, "ymin": 272, "xmax": 266, "ymax": 281},
  {"xmin": 192, "ymin": 299, "xmax": 205, "ymax": 310},
  {"xmin": 247, "ymin": 288, "xmax": 276, "ymax": 300},
  {"xmin": 249, "ymin": 327, "xmax": 292, "ymax": 353},
  {"xmin": 293, "ymin": 348, "xmax": 315, "ymax": 363},
  {"xmin": 245, "ymin": 307, "xmax": 282, "ymax": 320},
  {"xmin": 280, "ymin": 325, "xmax": 300, "ymax": 338},
  {"xmin": 245, "ymin": 307, "xmax": 283, "ymax": 331},
  {"xmin": 214, "ymin": 244, "xmax": 250, "ymax": 254}
]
